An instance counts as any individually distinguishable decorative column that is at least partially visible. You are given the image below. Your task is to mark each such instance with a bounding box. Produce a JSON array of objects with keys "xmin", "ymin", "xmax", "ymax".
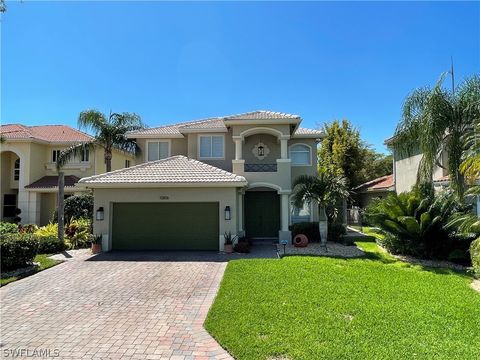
[
  {"xmin": 280, "ymin": 139, "xmax": 288, "ymax": 159},
  {"xmin": 278, "ymin": 193, "xmax": 292, "ymax": 243},
  {"xmin": 234, "ymin": 139, "xmax": 243, "ymax": 160}
]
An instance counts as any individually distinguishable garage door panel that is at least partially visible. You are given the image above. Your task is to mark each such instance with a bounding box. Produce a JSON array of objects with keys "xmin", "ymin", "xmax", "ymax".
[{"xmin": 112, "ymin": 202, "xmax": 219, "ymax": 250}]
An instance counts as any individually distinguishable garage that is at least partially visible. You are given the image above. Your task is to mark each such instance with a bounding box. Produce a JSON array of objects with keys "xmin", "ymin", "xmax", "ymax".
[{"xmin": 112, "ymin": 202, "xmax": 219, "ymax": 250}]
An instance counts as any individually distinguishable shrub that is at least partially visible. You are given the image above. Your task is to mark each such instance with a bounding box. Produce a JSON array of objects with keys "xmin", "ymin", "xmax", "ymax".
[
  {"xmin": 19, "ymin": 224, "xmax": 38, "ymax": 234},
  {"xmin": 65, "ymin": 218, "xmax": 92, "ymax": 249},
  {"xmin": 364, "ymin": 188, "xmax": 471, "ymax": 260},
  {"xmin": 0, "ymin": 221, "xmax": 19, "ymax": 235},
  {"xmin": 37, "ymin": 235, "xmax": 65, "ymax": 254},
  {"xmin": 0, "ymin": 233, "xmax": 39, "ymax": 271},
  {"xmin": 289, "ymin": 222, "xmax": 320, "ymax": 243},
  {"xmin": 234, "ymin": 239, "xmax": 250, "ymax": 253},
  {"xmin": 35, "ymin": 223, "xmax": 58, "ymax": 237},
  {"xmin": 328, "ymin": 222, "xmax": 347, "ymax": 242},
  {"xmin": 471, "ymin": 237, "xmax": 480, "ymax": 278}
]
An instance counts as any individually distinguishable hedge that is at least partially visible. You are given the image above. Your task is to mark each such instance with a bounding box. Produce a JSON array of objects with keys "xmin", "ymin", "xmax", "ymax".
[
  {"xmin": 37, "ymin": 235, "xmax": 66, "ymax": 254},
  {"xmin": 471, "ymin": 237, "xmax": 480, "ymax": 278},
  {"xmin": 0, "ymin": 233, "xmax": 39, "ymax": 271},
  {"xmin": 289, "ymin": 222, "xmax": 320, "ymax": 243}
]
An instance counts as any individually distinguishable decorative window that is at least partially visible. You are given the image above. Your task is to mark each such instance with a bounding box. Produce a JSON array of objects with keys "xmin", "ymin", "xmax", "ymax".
[
  {"xmin": 290, "ymin": 200, "xmax": 311, "ymax": 224},
  {"xmin": 147, "ymin": 141, "xmax": 169, "ymax": 161},
  {"xmin": 3, "ymin": 194, "xmax": 17, "ymax": 217},
  {"xmin": 13, "ymin": 159, "xmax": 20, "ymax": 181},
  {"xmin": 81, "ymin": 148, "xmax": 89, "ymax": 162},
  {"xmin": 199, "ymin": 135, "xmax": 224, "ymax": 159},
  {"xmin": 289, "ymin": 144, "xmax": 311, "ymax": 166},
  {"xmin": 52, "ymin": 150, "xmax": 61, "ymax": 162},
  {"xmin": 125, "ymin": 159, "xmax": 131, "ymax": 168}
]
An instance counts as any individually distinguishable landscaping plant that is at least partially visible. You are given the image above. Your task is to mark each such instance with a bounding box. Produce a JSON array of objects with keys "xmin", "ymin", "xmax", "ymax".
[
  {"xmin": 0, "ymin": 233, "xmax": 39, "ymax": 271},
  {"xmin": 364, "ymin": 187, "xmax": 473, "ymax": 262},
  {"xmin": 0, "ymin": 221, "xmax": 19, "ymax": 235}
]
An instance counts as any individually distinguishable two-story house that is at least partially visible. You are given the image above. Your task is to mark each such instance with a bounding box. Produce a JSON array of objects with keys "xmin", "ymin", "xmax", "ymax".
[
  {"xmin": 78, "ymin": 110, "xmax": 324, "ymax": 251},
  {"xmin": 0, "ymin": 124, "xmax": 135, "ymax": 225}
]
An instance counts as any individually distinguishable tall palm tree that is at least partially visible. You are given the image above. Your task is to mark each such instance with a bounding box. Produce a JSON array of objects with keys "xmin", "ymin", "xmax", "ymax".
[
  {"xmin": 55, "ymin": 110, "xmax": 144, "ymax": 241},
  {"xmin": 292, "ymin": 170, "xmax": 349, "ymax": 244},
  {"xmin": 393, "ymin": 73, "xmax": 480, "ymax": 198}
]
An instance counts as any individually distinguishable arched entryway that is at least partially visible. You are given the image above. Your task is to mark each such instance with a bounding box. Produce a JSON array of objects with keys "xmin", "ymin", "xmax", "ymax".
[{"xmin": 244, "ymin": 185, "xmax": 281, "ymax": 240}]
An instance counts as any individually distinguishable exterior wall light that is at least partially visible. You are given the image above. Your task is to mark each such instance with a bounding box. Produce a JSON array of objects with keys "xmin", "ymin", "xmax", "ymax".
[
  {"xmin": 224, "ymin": 206, "xmax": 231, "ymax": 221},
  {"xmin": 257, "ymin": 145, "xmax": 265, "ymax": 157},
  {"xmin": 96, "ymin": 207, "xmax": 105, "ymax": 221}
]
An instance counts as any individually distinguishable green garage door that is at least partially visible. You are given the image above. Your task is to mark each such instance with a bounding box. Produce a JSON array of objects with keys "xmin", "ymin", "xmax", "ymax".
[{"xmin": 112, "ymin": 202, "xmax": 219, "ymax": 250}]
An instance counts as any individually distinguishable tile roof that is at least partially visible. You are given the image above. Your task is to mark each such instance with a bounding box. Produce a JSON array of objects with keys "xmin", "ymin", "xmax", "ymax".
[
  {"xmin": 223, "ymin": 110, "xmax": 300, "ymax": 120},
  {"xmin": 128, "ymin": 111, "xmax": 324, "ymax": 138},
  {"xmin": 79, "ymin": 156, "xmax": 247, "ymax": 186},
  {"xmin": 25, "ymin": 175, "xmax": 80, "ymax": 189},
  {"xmin": 0, "ymin": 124, "xmax": 92, "ymax": 143},
  {"xmin": 294, "ymin": 127, "xmax": 324, "ymax": 136},
  {"xmin": 354, "ymin": 174, "xmax": 394, "ymax": 192}
]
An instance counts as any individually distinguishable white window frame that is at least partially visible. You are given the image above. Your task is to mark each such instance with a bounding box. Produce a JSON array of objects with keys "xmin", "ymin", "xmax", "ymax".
[
  {"xmin": 52, "ymin": 149, "xmax": 61, "ymax": 163},
  {"xmin": 145, "ymin": 140, "xmax": 171, "ymax": 162},
  {"xmin": 80, "ymin": 147, "xmax": 90, "ymax": 163},
  {"xmin": 198, "ymin": 134, "xmax": 225, "ymax": 160},
  {"xmin": 13, "ymin": 158, "xmax": 20, "ymax": 181},
  {"xmin": 289, "ymin": 143, "xmax": 312, "ymax": 166}
]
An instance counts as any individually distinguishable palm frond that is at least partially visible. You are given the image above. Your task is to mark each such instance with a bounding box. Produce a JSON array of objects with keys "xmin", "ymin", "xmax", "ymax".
[
  {"xmin": 56, "ymin": 142, "xmax": 94, "ymax": 170},
  {"xmin": 78, "ymin": 110, "xmax": 107, "ymax": 134}
]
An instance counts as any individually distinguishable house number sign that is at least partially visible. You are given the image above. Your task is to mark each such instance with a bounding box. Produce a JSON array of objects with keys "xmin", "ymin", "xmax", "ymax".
[{"xmin": 252, "ymin": 142, "xmax": 270, "ymax": 160}]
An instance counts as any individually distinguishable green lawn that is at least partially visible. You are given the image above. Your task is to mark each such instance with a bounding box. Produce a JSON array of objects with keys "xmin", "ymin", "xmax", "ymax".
[
  {"xmin": 0, "ymin": 254, "xmax": 61, "ymax": 286},
  {"xmin": 205, "ymin": 242, "xmax": 480, "ymax": 360}
]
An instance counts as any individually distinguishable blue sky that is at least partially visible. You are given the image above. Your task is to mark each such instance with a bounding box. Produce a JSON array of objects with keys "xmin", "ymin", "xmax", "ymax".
[{"xmin": 2, "ymin": 1, "xmax": 479, "ymax": 153}]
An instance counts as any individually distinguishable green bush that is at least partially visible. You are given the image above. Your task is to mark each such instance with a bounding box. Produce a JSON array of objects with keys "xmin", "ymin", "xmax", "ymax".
[
  {"xmin": 0, "ymin": 233, "xmax": 39, "ymax": 271},
  {"xmin": 37, "ymin": 235, "xmax": 65, "ymax": 254},
  {"xmin": 289, "ymin": 222, "xmax": 320, "ymax": 243},
  {"xmin": 0, "ymin": 221, "xmax": 19, "ymax": 235},
  {"xmin": 328, "ymin": 222, "xmax": 347, "ymax": 242},
  {"xmin": 364, "ymin": 188, "xmax": 472, "ymax": 260},
  {"xmin": 65, "ymin": 218, "xmax": 92, "ymax": 249},
  {"xmin": 470, "ymin": 237, "xmax": 480, "ymax": 278},
  {"xmin": 35, "ymin": 223, "xmax": 58, "ymax": 237}
]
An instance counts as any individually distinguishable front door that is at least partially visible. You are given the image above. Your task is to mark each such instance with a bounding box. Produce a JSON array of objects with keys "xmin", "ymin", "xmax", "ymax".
[{"xmin": 244, "ymin": 191, "xmax": 280, "ymax": 238}]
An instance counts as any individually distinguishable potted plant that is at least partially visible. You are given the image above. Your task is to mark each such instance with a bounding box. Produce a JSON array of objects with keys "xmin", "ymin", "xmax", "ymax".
[
  {"xmin": 224, "ymin": 232, "xmax": 235, "ymax": 254},
  {"xmin": 91, "ymin": 234, "xmax": 102, "ymax": 254}
]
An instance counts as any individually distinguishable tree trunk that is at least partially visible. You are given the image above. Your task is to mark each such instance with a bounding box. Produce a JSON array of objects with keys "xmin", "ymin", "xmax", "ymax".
[
  {"xmin": 105, "ymin": 148, "xmax": 112, "ymax": 173},
  {"xmin": 57, "ymin": 171, "xmax": 65, "ymax": 242},
  {"xmin": 319, "ymin": 206, "xmax": 328, "ymax": 245}
]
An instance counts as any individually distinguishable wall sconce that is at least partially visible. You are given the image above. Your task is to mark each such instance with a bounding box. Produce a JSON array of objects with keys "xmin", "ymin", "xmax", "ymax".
[
  {"xmin": 257, "ymin": 145, "xmax": 265, "ymax": 157},
  {"xmin": 224, "ymin": 206, "xmax": 231, "ymax": 220},
  {"xmin": 96, "ymin": 207, "xmax": 104, "ymax": 221}
]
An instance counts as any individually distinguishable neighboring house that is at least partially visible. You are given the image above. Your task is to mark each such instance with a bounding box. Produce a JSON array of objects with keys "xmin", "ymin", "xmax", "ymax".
[
  {"xmin": 78, "ymin": 110, "xmax": 324, "ymax": 251},
  {"xmin": 385, "ymin": 138, "xmax": 449, "ymax": 194},
  {"xmin": 0, "ymin": 124, "xmax": 135, "ymax": 225},
  {"xmin": 353, "ymin": 174, "xmax": 395, "ymax": 208}
]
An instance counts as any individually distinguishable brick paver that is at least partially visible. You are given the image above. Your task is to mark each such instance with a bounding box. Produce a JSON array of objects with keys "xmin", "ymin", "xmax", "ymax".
[{"xmin": 0, "ymin": 252, "xmax": 238, "ymax": 359}]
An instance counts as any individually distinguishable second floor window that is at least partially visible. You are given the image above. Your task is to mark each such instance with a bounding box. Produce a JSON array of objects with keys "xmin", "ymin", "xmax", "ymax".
[
  {"xmin": 199, "ymin": 135, "xmax": 224, "ymax": 159},
  {"xmin": 147, "ymin": 141, "xmax": 169, "ymax": 161},
  {"xmin": 14, "ymin": 159, "xmax": 20, "ymax": 181},
  {"xmin": 81, "ymin": 148, "xmax": 89, "ymax": 162},
  {"xmin": 125, "ymin": 159, "xmax": 130, "ymax": 168},
  {"xmin": 289, "ymin": 144, "xmax": 311, "ymax": 166},
  {"xmin": 52, "ymin": 150, "xmax": 61, "ymax": 162}
]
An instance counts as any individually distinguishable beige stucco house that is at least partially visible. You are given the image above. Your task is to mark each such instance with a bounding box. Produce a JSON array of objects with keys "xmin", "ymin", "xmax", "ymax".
[
  {"xmin": 78, "ymin": 110, "xmax": 324, "ymax": 251},
  {"xmin": 0, "ymin": 124, "xmax": 135, "ymax": 225}
]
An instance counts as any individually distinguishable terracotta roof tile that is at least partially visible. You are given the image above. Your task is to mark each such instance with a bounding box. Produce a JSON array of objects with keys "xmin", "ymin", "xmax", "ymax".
[
  {"xmin": 79, "ymin": 155, "xmax": 247, "ymax": 185},
  {"xmin": 354, "ymin": 174, "xmax": 394, "ymax": 192},
  {"xmin": 25, "ymin": 175, "xmax": 80, "ymax": 189},
  {"xmin": 0, "ymin": 124, "xmax": 92, "ymax": 143}
]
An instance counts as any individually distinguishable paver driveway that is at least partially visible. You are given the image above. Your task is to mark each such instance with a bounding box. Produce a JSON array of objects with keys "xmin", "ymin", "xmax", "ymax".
[{"xmin": 0, "ymin": 251, "xmax": 242, "ymax": 360}]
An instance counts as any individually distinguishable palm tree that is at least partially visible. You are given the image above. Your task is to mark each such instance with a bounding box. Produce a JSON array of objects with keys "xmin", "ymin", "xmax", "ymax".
[
  {"xmin": 292, "ymin": 169, "xmax": 349, "ymax": 244},
  {"xmin": 55, "ymin": 110, "xmax": 144, "ymax": 241},
  {"xmin": 392, "ymin": 73, "xmax": 480, "ymax": 198}
]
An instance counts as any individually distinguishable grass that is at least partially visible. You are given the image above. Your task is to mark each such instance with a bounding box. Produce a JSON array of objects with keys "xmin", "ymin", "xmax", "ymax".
[
  {"xmin": 0, "ymin": 254, "xmax": 61, "ymax": 286},
  {"xmin": 205, "ymin": 242, "xmax": 480, "ymax": 360}
]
